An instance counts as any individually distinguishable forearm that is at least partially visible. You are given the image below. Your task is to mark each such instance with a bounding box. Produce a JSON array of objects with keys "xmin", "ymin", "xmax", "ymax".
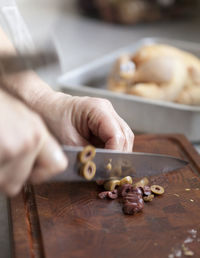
[
  {"xmin": 0, "ymin": 26, "xmax": 52, "ymax": 99},
  {"xmin": 0, "ymin": 26, "xmax": 71, "ymax": 118}
]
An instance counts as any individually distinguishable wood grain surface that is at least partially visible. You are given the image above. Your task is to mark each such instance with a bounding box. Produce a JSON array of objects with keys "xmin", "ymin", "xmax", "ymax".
[{"xmin": 9, "ymin": 134, "xmax": 200, "ymax": 258}]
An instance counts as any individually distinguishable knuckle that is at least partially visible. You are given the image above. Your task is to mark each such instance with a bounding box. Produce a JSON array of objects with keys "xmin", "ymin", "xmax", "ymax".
[
  {"xmin": 100, "ymin": 98, "xmax": 112, "ymax": 107},
  {"xmin": 21, "ymin": 119, "xmax": 45, "ymax": 154},
  {"xmin": 118, "ymin": 134, "xmax": 126, "ymax": 145},
  {"xmin": 1, "ymin": 143, "xmax": 18, "ymax": 160},
  {"xmin": 1, "ymin": 115, "xmax": 44, "ymax": 159},
  {"xmin": 32, "ymin": 127, "xmax": 43, "ymax": 146},
  {"xmin": 20, "ymin": 131, "xmax": 41, "ymax": 154},
  {"xmin": 130, "ymin": 131, "xmax": 135, "ymax": 141},
  {"xmin": 92, "ymin": 98, "xmax": 112, "ymax": 107}
]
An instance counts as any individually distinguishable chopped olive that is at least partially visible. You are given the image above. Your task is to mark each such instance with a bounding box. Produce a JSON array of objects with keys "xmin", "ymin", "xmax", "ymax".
[
  {"xmin": 98, "ymin": 189, "xmax": 118, "ymax": 200},
  {"xmin": 120, "ymin": 176, "xmax": 133, "ymax": 185},
  {"xmin": 133, "ymin": 187, "xmax": 143, "ymax": 196},
  {"xmin": 106, "ymin": 162, "xmax": 112, "ymax": 171},
  {"xmin": 104, "ymin": 179, "xmax": 120, "ymax": 191},
  {"xmin": 118, "ymin": 184, "xmax": 134, "ymax": 197},
  {"xmin": 80, "ymin": 161, "xmax": 96, "ymax": 180},
  {"xmin": 107, "ymin": 190, "xmax": 118, "ymax": 199},
  {"xmin": 123, "ymin": 193, "xmax": 144, "ymax": 215},
  {"xmin": 78, "ymin": 145, "xmax": 96, "ymax": 163},
  {"xmin": 143, "ymin": 194, "xmax": 154, "ymax": 202},
  {"xmin": 98, "ymin": 191, "xmax": 108, "ymax": 199},
  {"xmin": 142, "ymin": 186, "xmax": 152, "ymax": 196},
  {"xmin": 150, "ymin": 185, "xmax": 164, "ymax": 195},
  {"xmin": 133, "ymin": 177, "xmax": 149, "ymax": 188}
]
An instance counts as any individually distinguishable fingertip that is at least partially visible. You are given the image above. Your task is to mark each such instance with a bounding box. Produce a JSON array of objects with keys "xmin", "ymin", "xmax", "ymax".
[
  {"xmin": 3, "ymin": 184, "xmax": 22, "ymax": 197},
  {"xmin": 52, "ymin": 148, "xmax": 68, "ymax": 172},
  {"xmin": 129, "ymin": 131, "xmax": 135, "ymax": 152},
  {"xmin": 30, "ymin": 137, "xmax": 68, "ymax": 184},
  {"xmin": 132, "ymin": 132, "xmax": 135, "ymax": 144},
  {"xmin": 40, "ymin": 134, "xmax": 68, "ymax": 174}
]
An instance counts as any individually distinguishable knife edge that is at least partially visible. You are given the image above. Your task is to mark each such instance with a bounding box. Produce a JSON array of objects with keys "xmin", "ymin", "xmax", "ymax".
[{"xmin": 51, "ymin": 145, "xmax": 188, "ymax": 182}]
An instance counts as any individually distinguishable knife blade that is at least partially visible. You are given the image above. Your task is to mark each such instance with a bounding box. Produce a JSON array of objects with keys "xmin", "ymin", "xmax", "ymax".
[
  {"xmin": 51, "ymin": 145, "xmax": 188, "ymax": 182},
  {"xmin": 0, "ymin": 48, "xmax": 59, "ymax": 74}
]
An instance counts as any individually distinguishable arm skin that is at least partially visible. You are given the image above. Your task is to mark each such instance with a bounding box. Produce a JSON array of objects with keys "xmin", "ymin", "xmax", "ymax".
[{"xmin": 0, "ymin": 26, "xmax": 134, "ymax": 152}]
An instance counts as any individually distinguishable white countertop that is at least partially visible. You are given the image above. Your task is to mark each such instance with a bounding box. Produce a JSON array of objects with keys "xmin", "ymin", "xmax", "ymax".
[{"xmin": 1, "ymin": 1, "xmax": 200, "ymax": 256}]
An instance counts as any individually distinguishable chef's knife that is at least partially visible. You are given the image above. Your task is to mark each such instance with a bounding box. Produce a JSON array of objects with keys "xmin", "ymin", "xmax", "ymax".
[
  {"xmin": 51, "ymin": 145, "xmax": 188, "ymax": 182},
  {"xmin": 0, "ymin": 48, "xmax": 59, "ymax": 74}
]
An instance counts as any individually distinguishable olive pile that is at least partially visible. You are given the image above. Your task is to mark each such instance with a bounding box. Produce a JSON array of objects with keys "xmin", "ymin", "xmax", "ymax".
[
  {"xmin": 98, "ymin": 176, "xmax": 165, "ymax": 215},
  {"xmin": 78, "ymin": 146, "xmax": 165, "ymax": 215}
]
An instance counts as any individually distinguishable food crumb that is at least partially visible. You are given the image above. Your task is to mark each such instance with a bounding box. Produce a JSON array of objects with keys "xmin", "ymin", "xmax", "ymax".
[
  {"xmin": 184, "ymin": 250, "xmax": 194, "ymax": 256},
  {"xmin": 185, "ymin": 188, "xmax": 191, "ymax": 191},
  {"xmin": 174, "ymin": 249, "xmax": 182, "ymax": 257},
  {"xmin": 182, "ymin": 244, "xmax": 194, "ymax": 256},
  {"xmin": 174, "ymin": 194, "xmax": 180, "ymax": 197},
  {"xmin": 168, "ymin": 230, "xmax": 197, "ymax": 258},
  {"xmin": 184, "ymin": 237, "xmax": 193, "ymax": 244},
  {"xmin": 188, "ymin": 229, "xmax": 197, "ymax": 234},
  {"xmin": 143, "ymin": 194, "xmax": 154, "ymax": 202},
  {"xmin": 190, "ymin": 199, "xmax": 194, "ymax": 202},
  {"xmin": 188, "ymin": 229, "xmax": 197, "ymax": 238}
]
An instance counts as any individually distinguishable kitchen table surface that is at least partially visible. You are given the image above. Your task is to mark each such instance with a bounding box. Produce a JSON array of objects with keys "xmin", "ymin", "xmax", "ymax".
[{"xmin": 1, "ymin": 0, "xmax": 200, "ymax": 257}]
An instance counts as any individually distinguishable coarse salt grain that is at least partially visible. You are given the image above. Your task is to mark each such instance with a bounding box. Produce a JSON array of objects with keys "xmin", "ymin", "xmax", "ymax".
[
  {"xmin": 188, "ymin": 229, "xmax": 197, "ymax": 235},
  {"xmin": 184, "ymin": 237, "xmax": 193, "ymax": 244},
  {"xmin": 174, "ymin": 249, "xmax": 182, "ymax": 257},
  {"xmin": 182, "ymin": 244, "xmax": 194, "ymax": 256}
]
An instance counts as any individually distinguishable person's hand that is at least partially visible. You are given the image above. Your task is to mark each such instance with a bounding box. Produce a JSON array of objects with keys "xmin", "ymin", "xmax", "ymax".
[
  {"xmin": 0, "ymin": 89, "xmax": 68, "ymax": 196},
  {"xmin": 38, "ymin": 93, "xmax": 134, "ymax": 152}
]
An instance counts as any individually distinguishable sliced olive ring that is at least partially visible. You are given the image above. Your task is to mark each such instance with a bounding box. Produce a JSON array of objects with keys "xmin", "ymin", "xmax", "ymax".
[
  {"xmin": 80, "ymin": 161, "xmax": 96, "ymax": 181},
  {"xmin": 78, "ymin": 145, "xmax": 96, "ymax": 164},
  {"xmin": 120, "ymin": 176, "xmax": 133, "ymax": 186},
  {"xmin": 104, "ymin": 179, "xmax": 120, "ymax": 191},
  {"xmin": 150, "ymin": 185, "xmax": 164, "ymax": 195}
]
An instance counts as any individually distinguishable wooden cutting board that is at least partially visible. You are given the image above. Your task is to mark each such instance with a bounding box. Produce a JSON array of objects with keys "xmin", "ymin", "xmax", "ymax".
[{"xmin": 9, "ymin": 134, "xmax": 200, "ymax": 258}]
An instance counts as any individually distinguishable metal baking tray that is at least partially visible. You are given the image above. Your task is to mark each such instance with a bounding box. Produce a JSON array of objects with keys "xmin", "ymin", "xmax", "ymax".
[{"xmin": 58, "ymin": 37, "xmax": 200, "ymax": 142}]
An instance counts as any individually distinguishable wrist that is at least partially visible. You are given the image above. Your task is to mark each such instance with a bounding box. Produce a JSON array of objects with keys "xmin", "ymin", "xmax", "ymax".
[{"xmin": 3, "ymin": 70, "xmax": 54, "ymax": 103}]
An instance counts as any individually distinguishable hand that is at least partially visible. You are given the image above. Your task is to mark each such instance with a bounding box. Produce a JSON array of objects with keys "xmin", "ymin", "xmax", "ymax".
[
  {"xmin": 38, "ymin": 93, "xmax": 134, "ymax": 152},
  {"xmin": 0, "ymin": 89, "xmax": 67, "ymax": 196}
]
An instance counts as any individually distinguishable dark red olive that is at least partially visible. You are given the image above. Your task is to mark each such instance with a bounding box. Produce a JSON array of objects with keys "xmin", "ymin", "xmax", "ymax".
[{"xmin": 118, "ymin": 184, "xmax": 134, "ymax": 197}]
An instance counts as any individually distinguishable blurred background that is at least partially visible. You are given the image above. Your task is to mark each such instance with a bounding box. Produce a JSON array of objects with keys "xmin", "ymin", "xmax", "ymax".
[
  {"xmin": 16, "ymin": 0, "xmax": 200, "ymax": 76},
  {"xmin": 1, "ymin": 1, "xmax": 200, "ymax": 257}
]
